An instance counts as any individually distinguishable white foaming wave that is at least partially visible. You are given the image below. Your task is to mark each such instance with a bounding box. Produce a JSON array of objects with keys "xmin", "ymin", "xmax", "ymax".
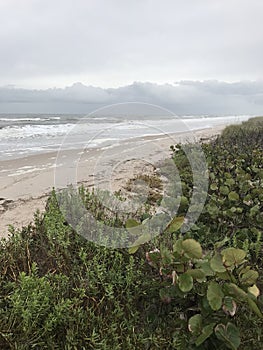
[
  {"xmin": 0, "ymin": 117, "xmax": 42, "ymax": 122},
  {"xmin": 0, "ymin": 120, "xmax": 122, "ymax": 141},
  {"xmin": 85, "ymin": 137, "xmax": 118, "ymax": 148},
  {"xmin": 115, "ymin": 123, "xmax": 147, "ymax": 130},
  {"xmin": 0, "ymin": 116, "xmax": 61, "ymax": 122},
  {"xmin": 0, "ymin": 123, "xmax": 75, "ymax": 140}
]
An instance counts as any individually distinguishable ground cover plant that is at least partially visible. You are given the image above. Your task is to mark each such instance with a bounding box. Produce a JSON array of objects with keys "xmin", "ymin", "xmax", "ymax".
[{"xmin": 0, "ymin": 117, "xmax": 262, "ymax": 349}]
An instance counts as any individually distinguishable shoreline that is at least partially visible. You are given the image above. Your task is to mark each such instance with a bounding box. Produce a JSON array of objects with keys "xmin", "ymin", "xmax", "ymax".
[{"xmin": 0, "ymin": 124, "xmax": 225, "ymax": 238}]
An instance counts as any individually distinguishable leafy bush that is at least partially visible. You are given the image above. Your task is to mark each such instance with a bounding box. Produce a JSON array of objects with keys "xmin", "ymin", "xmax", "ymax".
[
  {"xmin": 0, "ymin": 117, "xmax": 262, "ymax": 349},
  {"xmin": 0, "ymin": 192, "xmax": 183, "ymax": 349},
  {"xmin": 142, "ymin": 116, "xmax": 263, "ymax": 349},
  {"xmin": 145, "ymin": 238, "xmax": 262, "ymax": 349}
]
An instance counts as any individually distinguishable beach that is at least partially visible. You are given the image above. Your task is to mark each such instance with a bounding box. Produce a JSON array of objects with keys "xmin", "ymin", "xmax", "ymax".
[{"xmin": 0, "ymin": 124, "xmax": 226, "ymax": 238}]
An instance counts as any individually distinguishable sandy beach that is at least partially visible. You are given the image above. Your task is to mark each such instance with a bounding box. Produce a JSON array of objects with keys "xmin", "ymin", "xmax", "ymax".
[{"xmin": 0, "ymin": 124, "xmax": 225, "ymax": 238}]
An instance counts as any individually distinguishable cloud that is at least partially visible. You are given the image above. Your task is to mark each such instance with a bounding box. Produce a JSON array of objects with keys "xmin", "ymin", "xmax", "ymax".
[
  {"xmin": 1, "ymin": 1, "xmax": 263, "ymax": 88},
  {"xmin": 1, "ymin": 80, "xmax": 263, "ymax": 115}
]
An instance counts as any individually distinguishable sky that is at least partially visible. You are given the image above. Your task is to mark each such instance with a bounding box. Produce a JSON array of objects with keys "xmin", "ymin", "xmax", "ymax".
[{"xmin": 1, "ymin": 0, "xmax": 263, "ymax": 114}]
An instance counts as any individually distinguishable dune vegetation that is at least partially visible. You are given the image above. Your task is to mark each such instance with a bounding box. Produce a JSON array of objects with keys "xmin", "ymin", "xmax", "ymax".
[{"xmin": 0, "ymin": 117, "xmax": 262, "ymax": 349}]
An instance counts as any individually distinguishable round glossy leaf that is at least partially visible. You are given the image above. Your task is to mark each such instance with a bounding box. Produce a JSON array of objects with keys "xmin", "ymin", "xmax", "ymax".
[
  {"xmin": 222, "ymin": 248, "xmax": 246, "ymax": 267},
  {"xmin": 210, "ymin": 253, "xmax": 226, "ymax": 273},
  {"xmin": 215, "ymin": 322, "xmax": 241, "ymax": 350},
  {"xmin": 195, "ymin": 324, "xmax": 215, "ymax": 347},
  {"xmin": 181, "ymin": 239, "xmax": 202, "ymax": 259},
  {"xmin": 178, "ymin": 273, "xmax": 193, "ymax": 292},
  {"xmin": 207, "ymin": 281, "xmax": 224, "ymax": 311},
  {"xmin": 188, "ymin": 314, "xmax": 202, "ymax": 335},
  {"xmin": 240, "ymin": 270, "xmax": 259, "ymax": 286},
  {"xmin": 187, "ymin": 269, "xmax": 206, "ymax": 281}
]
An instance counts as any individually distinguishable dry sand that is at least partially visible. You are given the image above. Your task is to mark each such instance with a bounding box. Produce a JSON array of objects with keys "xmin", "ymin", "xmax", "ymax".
[{"xmin": 0, "ymin": 125, "xmax": 225, "ymax": 238}]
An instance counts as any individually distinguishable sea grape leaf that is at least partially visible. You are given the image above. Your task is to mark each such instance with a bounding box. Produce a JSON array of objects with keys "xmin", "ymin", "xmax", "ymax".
[
  {"xmin": 240, "ymin": 270, "xmax": 259, "ymax": 286},
  {"xmin": 215, "ymin": 322, "xmax": 241, "ymax": 350},
  {"xmin": 225, "ymin": 178, "xmax": 235, "ymax": 186},
  {"xmin": 217, "ymin": 271, "xmax": 232, "ymax": 280},
  {"xmin": 196, "ymin": 260, "xmax": 214, "ymax": 276},
  {"xmin": 181, "ymin": 239, "xmax": 202, "ymax": 259},
  {"xmin": 195, "ymin": 323, "xmax": 215, "ymax": 346},
  {"xmin": 186, "ymin": 269, "xmax": 206, "ymax": 281},
  {"xmin": 173, "ymin": 238, "xmax": 183, "ymax": 254},
  {"xmin": 220, "ymin": 185, "xmax": 230, "ymax": 195},
  {"xmin": 173, "ymin": 262, "xmax": 185, "ymax": 273},
  {"xmin": 188, "ymin": 314, "xmax": 202, "ymax": 335},
  {"xmin": 207, "ymin": 281, "xmax": 224, "ymax": 310},
  {"xmin": 128, "ymin": 232, "xmax": 151, "ymax": 254},
  {"xmin": 207, "ymin": 204, "xmax": 219, "ymax": 216},
  {"xmin": 165, "ymin": 216, "xmax": 184, "ymax": 233},
  {"xmin": 222, "ymin": 248, "xmax": 246, "ymax": 267},
  {"xmin": 224, "ymin": 283, "xmax": 247, "ymax": 301},
  {"xmin": 210, "ymin": 253, "xmax": 226, "ymax": 272},
  {"xmin": 178, "ymin": 273, "xmax": 193, "ymax": 292},
  {"xmin": 228, "ymin": 191, "xmax": 240, "ymax": 201},
  {"xmin": 247, "ymin": 297, "xmax": 263, "ymax": 318}
]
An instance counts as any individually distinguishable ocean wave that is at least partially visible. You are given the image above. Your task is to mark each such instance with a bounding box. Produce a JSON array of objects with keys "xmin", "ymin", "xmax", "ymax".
[
  {"xmin": 0, "ymin": 114, "xmax": 252, "ymax": 161},
  {"xmin": 0, "ymin": 123, "xmax": 75, "ymax": 140},
  {"xmin": 0, "ymin": 116, "xmax": 61, "ymax": 122}
]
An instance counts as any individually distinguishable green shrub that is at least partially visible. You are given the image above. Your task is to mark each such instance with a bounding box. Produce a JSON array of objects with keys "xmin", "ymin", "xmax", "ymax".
[
  {"xmin": 0, "ymin": 117, "xmax": 262, "ymax": 349},
  {"xmin": 144, "ymin": 237, "xmax": 262, "ymax": 349}
]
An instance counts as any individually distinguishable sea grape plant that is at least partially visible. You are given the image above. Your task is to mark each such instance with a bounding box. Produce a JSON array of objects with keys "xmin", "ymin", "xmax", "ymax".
[{"xmin": 141, "ymin": 231, "xmax": 262, "ymax": 349}]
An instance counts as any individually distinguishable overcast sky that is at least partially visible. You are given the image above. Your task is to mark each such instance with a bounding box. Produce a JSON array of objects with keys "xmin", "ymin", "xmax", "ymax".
[{"xmin": 1, "ymin": 0, "xmax": 263, "ymax": 114}]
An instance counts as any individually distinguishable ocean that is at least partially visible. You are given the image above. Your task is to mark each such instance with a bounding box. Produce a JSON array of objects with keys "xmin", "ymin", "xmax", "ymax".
[{"xmin": 0, "ymin": 114, "xmax": 252, "ymax": 161}]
